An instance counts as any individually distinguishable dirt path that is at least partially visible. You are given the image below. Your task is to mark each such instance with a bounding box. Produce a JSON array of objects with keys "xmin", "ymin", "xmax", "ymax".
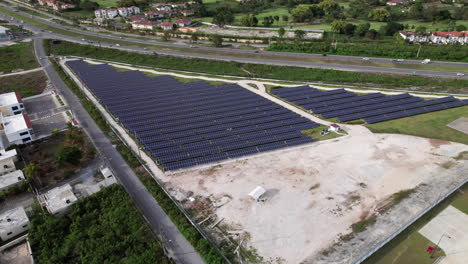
[{"xmin": 0, "ymin": 67, "xmax": 43, "ymax": 77}]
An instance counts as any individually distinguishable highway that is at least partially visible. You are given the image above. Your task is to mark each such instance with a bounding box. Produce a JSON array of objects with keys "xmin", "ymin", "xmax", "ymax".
[
  {"xmin": 1, "ymin": 2, "xmax": 467, "ymax": 80},
  {"xmin": 33, "ymin": 38, "xmax": 205, "ymax": 264}
]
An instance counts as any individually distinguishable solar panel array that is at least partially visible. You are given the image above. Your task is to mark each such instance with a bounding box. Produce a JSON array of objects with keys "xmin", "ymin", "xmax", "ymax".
[
  {"xmin": 272, "ymin": 86, "xmax": 468, "ymax": 124},
  {"xmin": 66, "ymin": 60, "xmax": 318, "ymax": 171}
]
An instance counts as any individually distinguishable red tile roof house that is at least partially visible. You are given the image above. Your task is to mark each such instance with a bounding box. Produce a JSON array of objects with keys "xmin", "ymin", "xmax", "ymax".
[
  {"xmin": 145, "ymin": 10, "xmax": 171, "ymax": 19},
  {"xmin": 131, "ymin": 20, "xmax": 160, "ymax": 30},
  {"xmin": 128, "ymin": 14, "xmax": 146, "ymax": 23},
  {"xmin": 174, "ymin": 18, "xmax": 192, "ymax": 27},
  {"xmin": 160, "ymin": 22, "xmax": 175, "ymax": 31}
]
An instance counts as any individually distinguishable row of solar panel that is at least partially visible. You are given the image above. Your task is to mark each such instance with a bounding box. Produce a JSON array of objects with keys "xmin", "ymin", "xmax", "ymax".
[
  {"xmin": 163, "ymin": 137, "xmax": 314, "ymax": 171},
  {"xmin": 67, "ymin": 60, "xmax": 318, "ymax": 170}
]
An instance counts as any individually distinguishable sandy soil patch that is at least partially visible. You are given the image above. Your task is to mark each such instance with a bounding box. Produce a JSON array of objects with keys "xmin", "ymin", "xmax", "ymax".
[{"xmin": 165, "ymin": 127, "xmax": 468, "ymax": 263}]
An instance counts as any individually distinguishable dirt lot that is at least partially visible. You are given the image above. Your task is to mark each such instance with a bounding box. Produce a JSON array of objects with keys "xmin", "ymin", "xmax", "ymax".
[
  {"xmin": 0, "ymin": 242, "xmax": 32, "ymax": 264},
  {"xmin": 165, "ymin": 126, "xmax": 468, "ymax": 263}
]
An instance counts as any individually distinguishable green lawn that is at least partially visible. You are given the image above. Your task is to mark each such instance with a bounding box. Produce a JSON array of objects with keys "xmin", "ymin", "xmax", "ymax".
[
  {"xmin": 366, "ymin": 105, "xmax": 468, "ymax": 145},
  {"xmin": 371, "ymin": 232, "xmax": 444, "ymax": 264},
  {"xmin": 94, "ymin": 0, "xmax": 118, "ymax": 8},
  {"xmin": 0, "ymin": 42, "xmax": 39, "ymax": 73},
  {"xmin": 451, "ymin": 187, "xmax": 468, "ymax": 214},
  {"xmin": 234, "ymin": 7, "xmax": 290, "ymax": 26},
  {"xmin": 63, "ymin": 9, "xmax": 94, "ymax": 18}
]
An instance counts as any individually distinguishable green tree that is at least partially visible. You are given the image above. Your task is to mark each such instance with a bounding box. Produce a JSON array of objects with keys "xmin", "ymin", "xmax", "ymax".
[
  {"xmin": 282, "ymin": 15, "xmax": 289, "ymax": 23},
  {"xmin": 369, "ymin": 8, "xmax": 391, "ymax": 22},
  {"xmin": 80, "ymin": 0, "xmax": 99, "ymax": 11},
  {"xmin": 191, "ymin": 32, "xmax": 199, "ymax": 44},
  {"xmin": 239, "ymin": 14, "xmax": 258, "ymax": 27},
  {"xmin": 278, "ymin": 27, "xmax": 285, "ymax": 40},
  {"xmin": 274, "ymin": 15, "xmax": 279, "ymax": 25},
  {"xmin": 319, "ymin": 0, "xmax": 342, "ymax": 21},
  {"xmin": 291, "ymin": 5, "xmax": 313, "ymax": 22},
  {"xmin": 331, "ymin": 20, "xmax": 347, "ymax": 33},
  {"xmin": 24, "ymin": 162, "xmax": 41, "ymax": 182},
  {"xmin": 212, "ymin": 7, "xmax": 234, "ymax": 26},
  {"xmin": 210, "ymin": 35, "xmax": 223, "ymax": 47},
  {"xmin": 294, "ymin": 30, "xmax": 306, "ymax": 42},
  {"xmin": 354, "ymin": 23, "xmax": 371, "ymax": 37},
  {"xmin": 456, "ymin": 25, "xmax": 467, "ymax": 31},
  {"xmin": 55, "ymin": 146, "xmax": 82, "ymax": 167},
  {"xmin": 343, "ymin": 23, "xmax": 357, "ymax": 36}
]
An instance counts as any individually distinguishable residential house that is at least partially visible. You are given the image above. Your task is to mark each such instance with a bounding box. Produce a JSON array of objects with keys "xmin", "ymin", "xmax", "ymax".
[
  {"xmin": 0, "ymin": 92, "xmax": 25, "ymax": 117},
  {"xmin": 400, "ymin": 30, "xmax": 467, "ymax": 44},
  {"xmin": 174, "ymin": 18, "xmax": 192, "ymax": 27},
  {"xmin": 128, "ymin": 14, "xmax": 146, "ymax": 23},
  {"xmin": 160, "ymin": 22, "xmax": 174, "ymax": 31},
  {"xmin": 145, "ymin": 10, "xmax": 171, "ymax": 19},
  {"xmin": 180, "ymin": 9, "xmax": 195, "ymax": 17},
  {"xmin": 41, "ymin": 184, "xmax": 78, "ymax": 215},
  {"xmin": 131, "ymin": 20, "xmax": 159, "ymax": 30},
  {"xmin": 1, "ymin": 113, "xmax": 34, "ymax": 144},
  {"xmin": 0, "ymin": 26, "xmax": 11, "ymax": 41},
  {"xmin": 0, "ymin": 207, "xmax": 29, "ymax": 241},
  {"xmin": 0, "ymin": 170, "xmax": 25, "ymax": 192},
  {"xmin": 0, "ymin": 148, "xmax": 18, "ymax": 176}
]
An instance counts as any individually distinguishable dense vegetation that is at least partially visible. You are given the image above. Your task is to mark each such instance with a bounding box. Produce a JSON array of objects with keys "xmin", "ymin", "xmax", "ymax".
[
  {"xmin": 49, "ymin": 57, "xmax": 228, "ymax": 263},
  {"xmin": 29, "ymin": 185, "xmax": 172, "ymax": 263},
  {"xmin": 45, "ymin": 40, "xmax": 468, "ymax": 93},
  {"xmin": 267, "ymin": 42, "xmax": 468, "ymax": 62},
  {"xmin": 0, "ymin": 42, "xmax": 38, "ymax": 73}
]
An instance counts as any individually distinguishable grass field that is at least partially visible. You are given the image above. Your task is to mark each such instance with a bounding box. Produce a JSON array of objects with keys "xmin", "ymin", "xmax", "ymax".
[
  {"xmin": 0, "ymin": 71, "xmax": 47, "ymax": 97},
  {"xmin": 94, "ymin": 0, "xmax": 118, "ymax": 8},
  {"xmin": 0, "ymin": 42, "xmax": 38, "ymax": 73},
  {"xmin": 234, "ymin": 7, "xmax": 290, "ymax": 26},
  {"xmin": 451, "ymin": 187, "xmax": 468, "ymax": 214},
  {"xmin": 366, "ymin": 105, "xmax": 468, "ymax": 145},
  {"xmin": 371, "ymin": 232, "xmax": 444, "ymax": 264}
]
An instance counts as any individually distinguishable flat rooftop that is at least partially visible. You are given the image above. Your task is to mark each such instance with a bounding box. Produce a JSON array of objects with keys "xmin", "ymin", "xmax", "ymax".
[
  {"xmin": 0, "ymin": 170, "xmax": 24, "ymax": 190},
  {"xmin": 0, "ymin": 92, "xmax": 21, "ymax": 106},
  {"xmin": 3, "ymin": 114, "xmax": 32, "ymax": 135},
  {"xmin": 43, "ymin": 184, "xmax": 78, "ymax": 214},
  {"xmin": 0, "ymin": 206, "xmax": 28, "ymax": 231},
  {"xmin": 0, "ymin": 148, "xmax": 17, "ymax": 162}
]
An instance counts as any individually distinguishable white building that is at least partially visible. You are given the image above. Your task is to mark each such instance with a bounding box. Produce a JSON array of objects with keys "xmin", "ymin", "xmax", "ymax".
[
  {"xmin": 0, "ymin": 148, "xmax": 18, "ymax": 175},
  {"xmin": 41, "ymin": 184, "xmax": 78, "ymax": 215},
  {"xmin": 249, "ymin": 186, "xmax": 266, "ymax": 202},
  {"xmin": 95, "ymin": 6, "xmax": 140, "ymax": 19},
  {"xmin": 131, "ymin": 20, "xmax": 159, "ymax": 30},
  {"xmin": 0, "ymin": 207, "xmax": 29, "ymax": 241},
  {"xmin": 0, "ymin": 26, "xmax": 11, "ymax": 42},
  {"xmin": 0, "ymin": 92, "xmax": 25, "ymax": 116},
  {"xmin": 328, "ymin": 124, "xmax": 341, "ymax": 132},
  {"xmin": 2, "ymin": 114, "xmax": 34, "ymax": 144},
  {"xmin": 0, "ymin": 170, "xmax": 25, "ymax": 192},
  {"xmin": 400, "ymin": 31, "xmax": 468, "ymax": 45}
]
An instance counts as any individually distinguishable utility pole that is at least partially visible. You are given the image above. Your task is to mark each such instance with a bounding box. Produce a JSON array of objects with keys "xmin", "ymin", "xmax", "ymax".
[{"xmin": 431, "ymin": 233, "xmax": 451, "ymax": 258}]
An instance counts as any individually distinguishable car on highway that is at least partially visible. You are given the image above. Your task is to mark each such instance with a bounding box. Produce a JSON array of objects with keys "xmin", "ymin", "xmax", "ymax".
[
  {"xmin": 115, "ymin": 44, "xmax": 120, "ymax": 47},
  {"xmin": 421, "ymin": 59, "xmax": 431, "ymax": 64},
  {"xmin": 362, "ymin": 57, "xmax": 370, "ymax": 61},
  {"xmin": 396, "ymin": 59, "xmax": 405, "ymax": 62},
  {"xmin": 456, "ymin": 73, "xmax": 465, "ymax": 76}
]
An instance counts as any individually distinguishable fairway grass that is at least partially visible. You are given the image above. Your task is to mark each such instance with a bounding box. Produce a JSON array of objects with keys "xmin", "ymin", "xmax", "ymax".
[
  {"xmin": 371, "ymin": 232, "xmax": 444, "ymax": 264},
  {"xmin": 94, "ymin": 0, "xmax": 118, "ymax": 8},
  {"xmin": 366, "ymin": 105, "xmax": 468, "ymax": 145},
  {"xmin": 451, "ymin": 188, "xmax": 468, "ymax": 214}
]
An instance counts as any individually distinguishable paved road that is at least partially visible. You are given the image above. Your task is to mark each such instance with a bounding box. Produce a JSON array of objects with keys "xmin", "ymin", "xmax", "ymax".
[
  {"xmin": 1, "ymin": 3, "xmax": 467, "ymax": 80},
  {"xmin": 33, "ymin": 38, "xmax": 205, "ymax": 264}
]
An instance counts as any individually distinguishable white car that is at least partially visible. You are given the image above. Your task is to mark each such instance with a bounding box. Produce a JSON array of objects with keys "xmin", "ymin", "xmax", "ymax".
[
  {"xmin": 456, "ymin": 73, "xmax": 465, "ymax": 76},
  {"xmin": 115, "ymin": 44, "xmax": 120, "ymax": 47},
  {"xmin": 421, "ymin": 59, "xmax": 431, "ymax": 64},
  {"xmin": 396, "ymin": 59, "xmax": 405, "ymax": 62},
  {"xmin": 362, "ymin": 57, "xmax": 370, "ymax": 61}
]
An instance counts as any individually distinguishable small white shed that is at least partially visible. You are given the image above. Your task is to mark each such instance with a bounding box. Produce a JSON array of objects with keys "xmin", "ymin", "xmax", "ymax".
[
  {"xmin": 249, "ymin": 186, "xmax": 266, "ymax": 202},
  {"xmin": 328, "ymin": 123, "xmax": 341, "ymax": 132}
]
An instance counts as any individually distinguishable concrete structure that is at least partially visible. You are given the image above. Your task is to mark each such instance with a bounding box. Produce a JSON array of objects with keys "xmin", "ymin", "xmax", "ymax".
[
  {"xmin": 0, "ymin": 148, "xmax": 18, "ymax": 175},
  {"xmin": 95, "ymin": 6, "xmax": 140, "ymax": 19},
  {"xmin": 0, "ymin": 207, "xmax": 29, "ymax": 241},
  {"xmin": 41, "ymin": 184, "xmax": 78, "ymax": 214},
  {"xmin": 249, "ymin": 186, "xmax": 266, "ymax": 202},
  {"xmin": 400, "ymin": 30, "xmax": 468, "ymax": 45},
  {"xmin": 329, "ymin": 124, "xmax": 341, "ymax": 132},
  {"xmin": 0, "ymin": 170, "xmax": 25, "ymax": 192},
  {"xmin": 160, "ymin": 22, "xmax": 174, "ymax": 31},
  {"xmin": 2, "ymin": 114, "xmax": 34, "ymax": 144},
  {"xmin": 0, "ymin": 26, "xmax": 11, "ymax": 42},
  {"xmin": 131, "ymin": 20, "xmax": 159, "ymax": 30},
  {"xmin": 0, "ymin": 92, "xmax": 25, "ymax": 117},
  {"xmin": 174, "ymin": 19, "xmax": 192, "ymax": 27}
]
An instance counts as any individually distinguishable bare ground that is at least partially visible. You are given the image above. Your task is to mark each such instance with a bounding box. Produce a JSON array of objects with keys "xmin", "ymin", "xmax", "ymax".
[{"xmin": 164, "ymin": 127, "xmax": 468, "ymax": 264}]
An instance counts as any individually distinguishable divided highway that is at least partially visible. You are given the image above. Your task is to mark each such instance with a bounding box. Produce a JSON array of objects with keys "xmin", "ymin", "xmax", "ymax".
[{"xmin": 1, "ymin": 2, "xmax": 467, "ymax": 79}]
